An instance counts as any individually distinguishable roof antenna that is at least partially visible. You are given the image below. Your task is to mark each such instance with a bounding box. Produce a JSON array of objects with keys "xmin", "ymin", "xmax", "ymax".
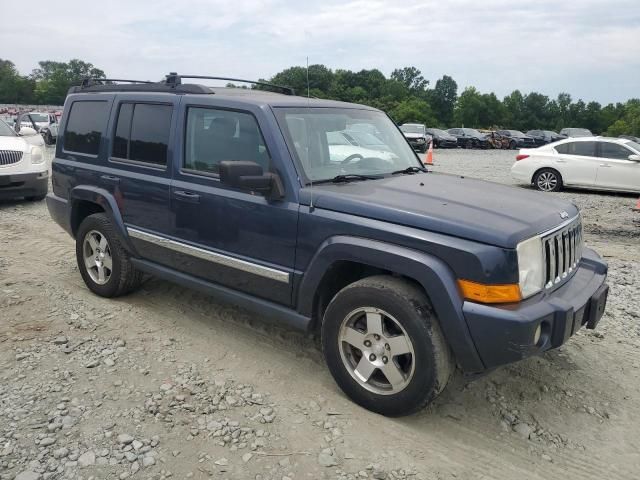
[{"xmin": 307, "ymin": 56, "xmax": 314, "ymax": 212}]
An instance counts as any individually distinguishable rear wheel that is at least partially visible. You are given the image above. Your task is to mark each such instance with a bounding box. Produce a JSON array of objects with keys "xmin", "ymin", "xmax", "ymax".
[
  {"xmin": 533, "ymin": 168, "xmax": 563, "ymax": 192},
  {"xmin": 76, "ymin": 213, "xmax": 143, "ymax": 297},
  {"xmin": 321, "ymin": 276, "xmax": 453, "ymax": 416},
  {"xmin": 509, "ymin": 140, "xmax": 517, "ymax": 150}
]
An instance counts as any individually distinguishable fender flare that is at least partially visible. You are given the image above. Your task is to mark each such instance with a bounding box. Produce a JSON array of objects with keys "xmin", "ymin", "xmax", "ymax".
[
  {"xmin": 297, "ymin": 236, "xmax": 485, "ymax": 373},
  {"xmin": 69, "ymin": 185, "xmax": 136, "ymax": 253}
]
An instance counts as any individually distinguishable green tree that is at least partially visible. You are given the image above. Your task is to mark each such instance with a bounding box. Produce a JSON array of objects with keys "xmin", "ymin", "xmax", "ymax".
[
  {"xmin": 428, "ymin": 75, "xmax": 457, "ymax": 126},
  {"xmin": 30, "ymin": 59, "xmax": 106, "ymax": 105},
  {"xmin": 389, "ymin": 98, "xmax": 436, "ymax": 126},
  {"xmin": 0, "ymin": 59, "xmax": 35, "ymax": 103},
  {"xmin": 390, "ymin": 67, "xmax": 428, "ymax": 94}
]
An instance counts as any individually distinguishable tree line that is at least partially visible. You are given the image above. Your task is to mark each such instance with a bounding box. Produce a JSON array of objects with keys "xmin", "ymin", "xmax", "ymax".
[{"xmin": 1, "ymin": 59, "xmax": 638, "ymax": 136}]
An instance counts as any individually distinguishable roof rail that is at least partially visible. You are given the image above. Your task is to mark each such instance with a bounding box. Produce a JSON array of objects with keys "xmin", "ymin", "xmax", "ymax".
[
  {"xmin": 171, "ymin": 74, "xmax": 295, "ymax": 95},
  {"xmin": 80, "ymin": 78, "xmax": 154, "ymax": 87}
]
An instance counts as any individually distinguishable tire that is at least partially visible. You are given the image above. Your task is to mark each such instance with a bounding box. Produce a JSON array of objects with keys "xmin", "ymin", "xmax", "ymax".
[
  {"xmin": 509, "ymin": 140, "xmax": 517, "ymax": 150},
  {"xmin": 43, "ymin": 130, "xmax": 54, "ymax": 145},
  {"xmin": 321, "ymin": 275, "xmax": 453, "ymax": 416},
  {"xmin": 75, "ymin": 213, "xmax": 143, "ymax": 297},
  {"xmin": 533, "ymin": 168, "xmax": 563, "ymax": 192}
]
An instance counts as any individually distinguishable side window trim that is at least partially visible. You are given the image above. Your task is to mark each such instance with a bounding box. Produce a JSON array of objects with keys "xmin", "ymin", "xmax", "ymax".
[{"xmin": 181, "ymin": 105, "xmax": 272, "ymax": 179}]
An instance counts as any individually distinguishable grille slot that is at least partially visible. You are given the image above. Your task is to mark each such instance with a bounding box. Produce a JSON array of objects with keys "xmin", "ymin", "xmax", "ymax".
[
  {"xmin": 0, "ymin": 150, "xmax": 23, "ymax": 166},
  {"xmin": 543, "ymin": 218, "xmax": 583, "ymax": 289}
]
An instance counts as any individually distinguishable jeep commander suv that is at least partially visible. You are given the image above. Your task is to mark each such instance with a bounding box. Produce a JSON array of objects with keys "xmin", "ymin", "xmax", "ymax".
[{"xmin": 46, "ymin": 74, "xmax": 609, "ymax": 416}]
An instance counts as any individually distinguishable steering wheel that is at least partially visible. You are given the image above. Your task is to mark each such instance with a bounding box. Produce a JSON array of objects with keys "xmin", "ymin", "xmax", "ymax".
[{"xmin": 341, "ymin": 154, "xmax": 363, "ymax": 165}]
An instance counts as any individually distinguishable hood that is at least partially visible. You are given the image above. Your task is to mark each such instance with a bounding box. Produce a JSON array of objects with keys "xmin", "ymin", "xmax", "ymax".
[
  {"xmin": 0, "ymin": 135, "xmax": 29, "ymax": 152},
  {"xmin": 300, "ymin": 173, "xmax": 578, "ymax": 248}
]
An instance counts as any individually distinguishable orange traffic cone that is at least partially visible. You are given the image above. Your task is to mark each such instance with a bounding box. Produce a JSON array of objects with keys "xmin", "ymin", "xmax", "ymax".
[
  {"xmin": 424, "ymin": 141, "xmax": 434, "ymax": 166},
  {"xmin": 633, "ymin": 197, "xmax": 640, "ymax": 212}
]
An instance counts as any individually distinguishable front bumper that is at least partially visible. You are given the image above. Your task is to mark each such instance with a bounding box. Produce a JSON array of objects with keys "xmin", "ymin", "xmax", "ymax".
[
  {"xmin": 464, "ymin": 248, "xmax": 608, "ymax": 370},
  {"xmin": 406, "ymin": 138, "xmax": 427, "ymax": 150},
  {"xmin": 0, "ymin": 171, "xmax": 49, "ymax": 200}
]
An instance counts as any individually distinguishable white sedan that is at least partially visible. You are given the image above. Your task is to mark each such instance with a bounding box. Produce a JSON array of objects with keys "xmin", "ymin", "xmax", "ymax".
[
  {"xmin": 511, "ymin": 137, "xmax": 640, "ymax": 193},
  {"xmin": 327, "ymin": 131, "xmax": 398, "ymax": 165}
]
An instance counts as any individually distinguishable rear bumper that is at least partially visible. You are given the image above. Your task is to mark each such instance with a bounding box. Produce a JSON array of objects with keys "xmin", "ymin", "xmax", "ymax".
[
  {"xmin": 45, "ymin": 192, "xmax": 73, "ymax": 236},
  {"xmin": 0, "ymin": 171, "xmax": 48, "ymax": 200},
  {"xmin": 464, "ymin": 248, "xmax": 608, "ymax": 370}
]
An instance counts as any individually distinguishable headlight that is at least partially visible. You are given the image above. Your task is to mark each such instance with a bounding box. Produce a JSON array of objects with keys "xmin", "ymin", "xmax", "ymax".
[
  {"xmin": 416, "ymin": 138, "xmax": 425, "ymax": 143},
  {"xmin": 30, "ymin": 146, "xmax": 44, "ymax": 164},
  {"xmin": 516, "ymin": 236, "xmax": 544, "ymax": 298}
]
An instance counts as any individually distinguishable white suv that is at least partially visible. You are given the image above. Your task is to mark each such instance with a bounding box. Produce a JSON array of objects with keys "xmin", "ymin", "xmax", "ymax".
[{"xmin": 0, "ymin": 119, "xmax": 48, "ymax": 201}]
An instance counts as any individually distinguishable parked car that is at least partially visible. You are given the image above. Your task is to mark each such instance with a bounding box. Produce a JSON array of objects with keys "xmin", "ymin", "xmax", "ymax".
[
  {"xmin": 46, "ymin": 74, "xmax": 608, "ymax": 416},
  {"xmin": 511, "ymin": 137, "xmax": 640, "ymax": 193},
  {"xmin": 424, "ymin": 128, "xmax": 458, "ymax": 148},
  {"xmin": 16, "ymin": 111, "xmax": 59, "ymax": 145},
  {"xmin": 619, "ymin": 135, "xmax": 640, "ymax": 143},
  {"xmin": 0, "ymin": 118, "xmax": 48, "ymax": 201},
  {"xmin": 497, "ymin": 130, "xmax": 537, "ymax": 149},
  {"xmin": 526, "ymin": 130, "xmax": 566, "ymax": 146},
  {"xmin": 482, "ymin": 130, "xmax": 510, "ymax": 149},
  {"xmin": 399, "ymin": 123, "xmax": 433, "ymax": 152},
  {"xmin": 327, "ymin": 131, "xmax": 397, "ymax": 164},
  {"xmin": 338, "ymin": 130, "xmax": 392, "ymax": 152},
  {"xmin": 559, "ymin": 128, "xmax": 593, "ymax": 138},
  {"xmin": 446, "ymin": 128, "xmax": 489, "ymax": 149}
]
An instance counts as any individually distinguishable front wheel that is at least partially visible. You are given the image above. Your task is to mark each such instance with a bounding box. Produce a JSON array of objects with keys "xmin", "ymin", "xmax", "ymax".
[
  {"xmin": 533, "ymin": 168, "xmax": 563, "ymax": 192},
  {"xmin": 321, "ymin": 276, "xmax": 453, "ymax": 416},
  {"xmin": 76, "ymin": 213, "xmax": 143, "ymax": 297}
]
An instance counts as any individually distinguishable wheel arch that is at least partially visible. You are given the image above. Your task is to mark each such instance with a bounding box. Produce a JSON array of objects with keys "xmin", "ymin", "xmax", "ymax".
[
  {"xmin": 297, "ymin": 236, "xmax": 485, "ymax": 373},
  {"xmin": 531, "ymin": 166, "xmax": 564, "ymax": 186},
  {"xmin": 69, "ymin": 186, "xmax": 136, "ymax": 253}
]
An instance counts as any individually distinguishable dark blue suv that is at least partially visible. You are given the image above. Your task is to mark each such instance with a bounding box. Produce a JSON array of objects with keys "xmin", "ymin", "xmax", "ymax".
[{"xmin": 46, "ymin": 74, "xmax": 609, "ymax": 416}]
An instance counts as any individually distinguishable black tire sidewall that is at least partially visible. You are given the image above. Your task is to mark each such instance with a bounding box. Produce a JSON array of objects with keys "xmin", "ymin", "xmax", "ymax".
[
  {"xmin": 75, "ymin": 214, "xmax": 125, "ymax": 297},
  {"xmin": 321, "ymin": 279, "xmax": 447, "ymax": 416}
]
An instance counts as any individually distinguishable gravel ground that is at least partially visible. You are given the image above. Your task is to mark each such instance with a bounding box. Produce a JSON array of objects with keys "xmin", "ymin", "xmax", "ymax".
[{"xmin": 0, "ymin": 147, "xmax": 638, "ymax": 480}]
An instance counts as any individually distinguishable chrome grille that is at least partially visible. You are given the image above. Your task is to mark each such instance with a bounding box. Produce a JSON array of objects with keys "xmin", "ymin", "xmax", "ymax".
[
  {"xmin": 543, "ymin": 217, "xmax": 583, "ymax": 289},
  {"xmin": 0, "ymin": 150, "xmax": 23, "ymax": 166}
]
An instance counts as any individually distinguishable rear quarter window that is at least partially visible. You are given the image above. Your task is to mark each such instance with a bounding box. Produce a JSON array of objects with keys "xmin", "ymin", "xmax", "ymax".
[{"xmin": 64, "ymin": 101, "xmax": 109, "ymax": 156}]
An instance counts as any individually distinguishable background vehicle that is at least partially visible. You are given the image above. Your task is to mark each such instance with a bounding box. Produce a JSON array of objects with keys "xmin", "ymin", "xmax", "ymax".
[
  {"xmin": 16, "ymin": 111, "xmax": 59, "ymax": 145},
  {"xmin": 338, "ymin": 130, "xmax": 392, "ymax": 152},
  {"xmin": 447, "ymin": 128, "xmax": 489, "ymax": 149},
  {"xmin": 327, "ymin": 131, "xmax": 397, "ymax": 164},
  {"xmin": 0, "ymin": 118, "xmax": 48, "ymax": 201},
  {"xmin": 497, "ymin": 130, "xmax": 536, "ymax": 149},
  {"xmin": 512, "ymin": 137, "xmax": 640, "ymax": 193},
  {"xmin": 425, "ymin": 128, "xmax": 458, "ymax": 148},
  {"xmin": 619, "ymin": 135, "xmax": 640, "ymax": 143},
  {"xmin": 47, "ymin": 74, "xmax": 608, "ymax": 417},
  {"xmin": 399, "ymin": 123, "xmax": 432, "ymax": 152},
  {"xmin": 482, "ymin": 130, "xmax": 510, "ymax": 149},
  {"xmin": 526, "ymin": 130, "xmax": 566, "ymax": 146},
  {"xmin": 559, "ymin": 127, "xmax": 593, "ymax": 138}
]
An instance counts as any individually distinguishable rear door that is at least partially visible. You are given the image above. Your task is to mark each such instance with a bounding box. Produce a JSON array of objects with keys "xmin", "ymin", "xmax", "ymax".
[
  {"xmin": 595, "ymin": 141, "xmax": 640, "ymax": 192},
  {"xmin": 553, "ymin": 141, "xmax": 599, "ymax": 187},
  {"xmin": 104, "ymin": 95, "xmax": 179, "ymax": 267}
]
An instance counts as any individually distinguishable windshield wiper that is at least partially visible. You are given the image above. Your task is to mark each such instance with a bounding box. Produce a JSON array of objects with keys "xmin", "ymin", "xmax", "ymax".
[
  {"xmin": 311, "ymin": 174, "xmax": 383, "ymax": 185},
  {"xmin": 391, "ymin": 166, "xmax": 427, "ymax": 175}
]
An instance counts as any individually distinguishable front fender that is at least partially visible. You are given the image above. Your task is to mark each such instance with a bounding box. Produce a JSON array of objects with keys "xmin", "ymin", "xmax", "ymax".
[
  {"xmin": 297, "ymin": 236, "xmax": 485, "ymax": 373},
  {"xmin": 70, "ymin": 186, "xmax": 136, "ymax": 254}
]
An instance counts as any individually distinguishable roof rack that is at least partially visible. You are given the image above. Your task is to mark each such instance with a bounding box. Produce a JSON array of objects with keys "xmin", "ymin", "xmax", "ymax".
[
  {"xmin": 168, "ymin": 74, "xmax": 295, "ymax": 95},
  {"xmin": 67, "ymin": 72, "xmax": 295, "ymax": 96}
]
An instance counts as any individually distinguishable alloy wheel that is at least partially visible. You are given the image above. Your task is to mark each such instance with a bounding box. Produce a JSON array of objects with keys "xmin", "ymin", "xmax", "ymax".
[
  {"xmin": 338, "ymin": 307, "xmax": 415, "ymax": 395},
  {"xmin": 536, "ymin": 171, "xmax": 558, "ymax": 191},
  {"xmin": 82, "ymin": 230, "xmax": 113, "ymax": 285}
]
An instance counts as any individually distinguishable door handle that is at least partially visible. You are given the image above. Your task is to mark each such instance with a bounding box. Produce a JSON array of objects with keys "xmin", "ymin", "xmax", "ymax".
[
  {"xmin": 599, "ymin": 164, "xmax": 612, "ymax": 168},
  {"xmin": 556, "ymin": 160, "xmax": 566, "ymax": 163},
  {"xmin": 100, "ymin": 174, "xmax": 120, "ymax": 185},
  {"xmin": 173, "ymin": 190, "xmax": 200, "ymax": 204}
]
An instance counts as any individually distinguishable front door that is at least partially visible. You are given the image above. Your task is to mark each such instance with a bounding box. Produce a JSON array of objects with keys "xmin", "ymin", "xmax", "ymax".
[
  {"xmin": 596, "ymin": 141, "xmax": 640, "ymax": 192},
  {"xmin": 553, "ymin": 140, "xmax": 599, "ymax": 187},
  {"xmin": 169, "ymin": 104, "xmax": 297, "ymax": 306}
]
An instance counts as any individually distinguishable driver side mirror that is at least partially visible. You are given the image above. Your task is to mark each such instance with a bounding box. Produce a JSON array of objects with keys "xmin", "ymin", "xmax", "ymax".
[
  {"xmin": 219, "ymin": 161, "xmax": 284, "ymax": 200},
  {"xmin": 629, "ymin": 154, "xmax": 640, "ymax": 161}
]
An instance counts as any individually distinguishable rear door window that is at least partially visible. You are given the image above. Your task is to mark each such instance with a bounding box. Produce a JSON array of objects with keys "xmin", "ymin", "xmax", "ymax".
[
  {"xmin": 64, "ymin": 101, "xmax": 109, "ymax": 155},
  {"xmin": 111, "ymin": 103, "xmax": 172, "ymax": 166},
  {"xmin": 555, "ymin": 141, "xmax": 597, "ymax": 157}
]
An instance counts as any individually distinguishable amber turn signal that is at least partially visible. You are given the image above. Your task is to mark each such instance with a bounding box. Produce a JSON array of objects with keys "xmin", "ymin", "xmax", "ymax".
[{"xmin": 458, "ymin": 279, "xmax": 522, "ymax": 304}]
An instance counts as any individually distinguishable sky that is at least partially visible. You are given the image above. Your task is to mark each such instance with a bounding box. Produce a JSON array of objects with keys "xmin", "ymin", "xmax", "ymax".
[{"xmin": 3, "ymin": 0, "xmax": 639, "ymax": 105}]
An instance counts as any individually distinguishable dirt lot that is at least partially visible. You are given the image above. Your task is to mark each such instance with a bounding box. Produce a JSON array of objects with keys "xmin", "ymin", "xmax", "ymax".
[{"xmin": 1, "ymin": 148, "xmax": 639, "ymax": 480}]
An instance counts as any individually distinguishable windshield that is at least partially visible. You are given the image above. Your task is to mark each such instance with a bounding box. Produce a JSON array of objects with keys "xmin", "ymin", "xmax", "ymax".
[
  {"xmin": 508, "ymin": 130, "xmax": 526, "ymax": 137},
  {"xmin": 27, "ymin": 113, "xmax": 48, "ymax": 123},
  {"xmin": 426, "ymin": 128, "xmax": 446, "ymax": 136},
  {"xmin": 0, "ymin": 119, "xmax": 16, "ymax": 137},
  {"xmin": 400, "ymin": 124, "xmax": 424, "ymax": 134},
  {"xmin": 463, "ymin": 128, "xmax": 483, "ymax": 136},
  {"xmin": 275, "ymin": 108, "xmax": 421, "ymax": 183}
]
